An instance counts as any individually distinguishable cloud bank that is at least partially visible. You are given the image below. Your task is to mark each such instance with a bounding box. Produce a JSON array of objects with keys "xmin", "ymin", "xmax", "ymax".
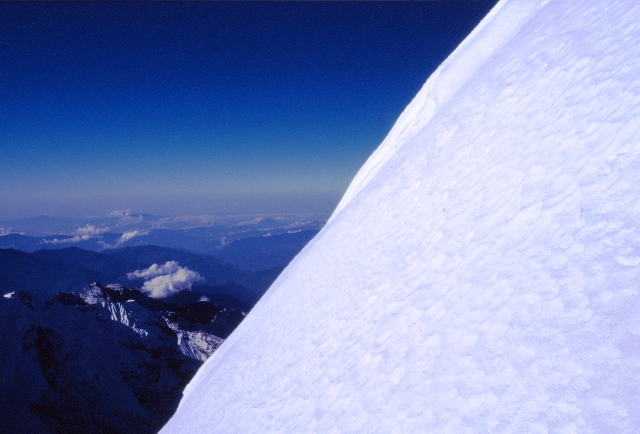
[
  {"xmin": 42, "ymin": 224, "xmax": 110, "ymax": 245},
  {"xmin": 127, "ymin": 261, "xmax": 203, "ymax": 298},
  {"xmin": 99, "ymin": 230, "xmax": 148, "ymax": 249},
  {"xmin": 43, "ymin": 235, "xmax": 93, "ymax": 245},
  {"xmin": 76, "ymin": 224, "xmax": 109, "ymax": 236},
  {"xmin": 0, "ymin": 227, "xmax": 15, "ymax": 236},
  {"xmin": 118, "ymin": 230, "xmax": 144, "ymax": 244}
]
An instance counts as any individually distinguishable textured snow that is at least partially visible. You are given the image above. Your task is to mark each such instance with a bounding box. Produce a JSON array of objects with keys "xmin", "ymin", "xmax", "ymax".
[
  {"xmin": 333, "ymin": 0, "xmax": 544, "ymax": 219},
  {"xmin": 162, "ymin": 0, "xmax": 640, "ymax": 432}
]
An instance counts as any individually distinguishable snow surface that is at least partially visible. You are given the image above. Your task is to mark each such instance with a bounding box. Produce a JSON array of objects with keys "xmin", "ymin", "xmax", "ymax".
[{"xmin": 162, "ymin": 0, "xmax": 640, "ymax": 432}]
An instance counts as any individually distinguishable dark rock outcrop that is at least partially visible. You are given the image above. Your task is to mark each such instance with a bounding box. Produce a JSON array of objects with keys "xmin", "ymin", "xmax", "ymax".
[{"xmin": 0, "ymin": 282, "xmax": 246, "ymax": 434}]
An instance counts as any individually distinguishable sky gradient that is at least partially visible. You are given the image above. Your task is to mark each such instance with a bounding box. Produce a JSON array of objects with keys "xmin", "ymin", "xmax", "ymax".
[{"xmin": 1, "ymin": 1, "xmax": 496, "ymax": 219}]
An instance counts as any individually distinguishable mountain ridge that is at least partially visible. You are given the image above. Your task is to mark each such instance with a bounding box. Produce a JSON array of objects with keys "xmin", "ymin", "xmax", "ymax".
[{"xmin": 0, "ymin": 281, "xmax": 245, "ymax": 434}]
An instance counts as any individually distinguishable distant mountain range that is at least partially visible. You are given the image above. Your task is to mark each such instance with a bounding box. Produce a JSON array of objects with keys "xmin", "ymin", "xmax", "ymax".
[
  {"xmin": 0, "ymin": 226, "xmax": 319, "ymax": 269},
  {"xmin": 210, "ymin": 230, "xmax": 317, "ymax": 272},
  {"xmin": 0, "ymin": 214, "xmax": 325, "ymax": 237},
  {"xmin": 0, "ymin": 214, "xmax": 323, "ymax": 251},
  {"xmin": 0, "ymin": 229, "xmax": 318, "ymax": 304}
]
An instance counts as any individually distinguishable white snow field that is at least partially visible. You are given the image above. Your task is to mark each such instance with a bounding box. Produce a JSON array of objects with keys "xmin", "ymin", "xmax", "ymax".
[{"xmin": 162, "ymin": 0, "xmax": 640, "ymax": 432}]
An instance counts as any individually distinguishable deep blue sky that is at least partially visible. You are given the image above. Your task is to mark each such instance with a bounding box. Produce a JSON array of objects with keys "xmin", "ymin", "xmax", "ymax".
[{"xmin": 1, "ymin": 1, "xmax": 496, "ymax": 219}]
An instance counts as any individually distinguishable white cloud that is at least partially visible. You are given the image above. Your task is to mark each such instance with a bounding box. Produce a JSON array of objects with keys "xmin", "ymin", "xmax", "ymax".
[
  {"xmin": 127, "ymin": 261, "xmax": 204, "ymax": 298},
  {"xmin": 75, "ymin": 224, "xmax": 109, "ymax": 236},
  {"xmin": 108, "ymin": 210, "xmax": 130, "ymax": 217},
  {"xmin": 127, "ymin": 260, "xmax": 181, "ymax": 279},
  {"xmin": 41, "ymin": 224, "xmax": 110, "ymax": 245},
  {"xmin": 43, "ymin": 234, "xmax": 95, "ymax": 244},
  {"xmin": 0, "ymin": 227, "xmax": 13, "ymax": 236},
  {"xmin": 106, "ymin": 210, "xmax": 146, "ymax": 228},
  {"xmin": 99, "ymin": 230, "xmax": 148, "ymax": 249},
  {"xmin": 119, "ymin": 230, "xmax": 143, "ymax": 243}
]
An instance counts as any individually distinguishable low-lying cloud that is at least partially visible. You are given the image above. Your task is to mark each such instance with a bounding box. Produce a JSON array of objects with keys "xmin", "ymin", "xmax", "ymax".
[
  {"xmin": 99, "ymin": 230, "xmax": 147, "ymax": 249},
  {"xmin": 42, "ymin": 224, "xmax": 110, "ymax": 245},
  {"xmin": 118, "ymin": 230, "xmax": 144, "ymax": 244},
  {"xmin": 76, "ymin": 224, "xmax": 109, "ymax": 236},
  {"xmin": 127, "ymin": 261, "xmax": 181, "ymax": 280},
  {"xmin": 108, "ymin": 210, "xmax": 130, "ymax": 218},
  {"xmin": 43, "ymin": 235, "xmax": 94, "ymax": 245},
  {"xmin": 0, "ymin": 227, "xmax": 16, "ymax": 236},
  {"xmin": 127, "ymin": 261, "xmax": 203, "ymax": 298}
]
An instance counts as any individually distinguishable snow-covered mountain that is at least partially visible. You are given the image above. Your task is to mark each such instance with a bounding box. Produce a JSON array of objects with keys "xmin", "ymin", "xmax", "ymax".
[
  {"xmin": 0, "ymin": 283, "xmax": 245, "ymax": 433},
  {"xmin": 162, "ymin": 1, "xmax": 640, "ymax": 432}
]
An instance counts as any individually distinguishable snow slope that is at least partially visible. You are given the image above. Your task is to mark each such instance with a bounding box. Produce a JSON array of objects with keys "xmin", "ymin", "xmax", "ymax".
[{"xmin": 162, "ymin": 0, "xmax": 640, "ymax": 432}]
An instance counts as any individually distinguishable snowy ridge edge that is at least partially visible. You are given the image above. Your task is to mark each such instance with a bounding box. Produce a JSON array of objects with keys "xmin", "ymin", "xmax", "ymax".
[{"xmin": 330, "ymin": 0, "xmax": 544, "ymax": 221}]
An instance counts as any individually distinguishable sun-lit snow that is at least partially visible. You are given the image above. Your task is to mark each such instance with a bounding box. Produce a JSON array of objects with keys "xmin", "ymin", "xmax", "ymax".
[
  {"xmin": 332, "ymin": 0, "xmax": 544, "ymax": 220},
  {"xmin": 161, "ymin": 0, "xmax": 640, "ymax": 432}
]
